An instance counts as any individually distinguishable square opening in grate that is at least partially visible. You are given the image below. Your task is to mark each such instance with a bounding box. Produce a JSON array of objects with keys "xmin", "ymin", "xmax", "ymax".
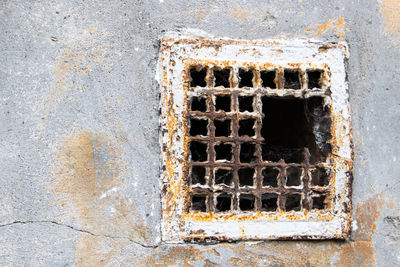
[
  {"xmin": 190, "ymin": 67, "xmax": 207, "ymax": 87},
  {"xmin": 190, "ymin": 96, "xmax": 207, "ymax": 112},
  {"xmin": 284, "ymin": 69, "xmax": 301, "ymax": 89},
  {"xmin": 191, "ymin": 166, "xmax": 206, "ymax": 185},
  {"xmin": 215, "ymin": 143, "xmax": 232, "ymax": 161},
  {"xmin": 216, "ymin": 193, "xmax": 232, "ymax": 212},
  {"xmin": 311, "ymin": 167, "xmax": 330, "ymax": 186},
  {"xmin": 215, "ymin": 95, "xmax": 231, "ymax": 112},
  {"xmin": 307, "ymin": 70, "xmax": 323, "ymax": 89},
  {"xmin": 214, "ymin": 68, "xmax": 231, "ymax": 87},
  {"xmin": 238, "ymin": 167, "xmax": 255, "ymax": 186},
  {"xmin": 214, "ymin": 119, "xmax": 231, "ymax": 137},
  {"xmin": 240, "ymin": 142, "xmax": 257, "ymax": 163},
  {"xmin": 285, "ymin": 194, "xmax": 301, "ymax": 211},
  {"xmin": 238, "ymin": 96, "xmax": 254, "ymax": 112},
  {"xmin": 190, "ymin": 118, "xmax": 208, "ymax": 136},
  {"xmin": 239, "ymin": 194, "xmax": 255, "ymax": 211},
  {"xmin": 262, "ymin": 167, "xmax": 279, "ymax": 187},
  {"xmin": 261, "ymin": 193, "xmax": 278, "ymax": 211},
  {"xmin": 261, "ymin": 96, "xmax": 332, "ymax": 164},
  {"xmin": 239, "ymin": 119, "xmax": 256, "ymax": 137},
  {"xmin": 261, "ymin": 70, "xmax": 276, "ymax": 89},
  {"xmin": 215, "ymin": 168, "xmax": 233, "ymax": 186},
  {"xmin": 191, "ymin": 194, "xmax": 207, "ymax": 212},
  {"xmin": 286, "ymin": 167, "xmax": 302, "ymax": 186},
  {"xmin": 239, "ymin": 68, "xmax": 254, "ymax": 88},
  {"xmin": 190, "ymin": 141, "xmax": 208, "ymax": 162},
  {"xmin": 312, "ymin": 194, "xmax": 327, "ymax": 210}
]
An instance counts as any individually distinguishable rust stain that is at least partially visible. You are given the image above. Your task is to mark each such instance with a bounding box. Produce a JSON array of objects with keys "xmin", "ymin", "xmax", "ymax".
[
  {"xmin": 50, "ymin": 130, "xmax": 150, "ymax": 265},
  {"xmin": 305, "ymin": 17, "xmax": 345, "ymax": 39},
  {"xmin": 380, "ymin": 0, "xmax": 400, "ymax": 36}
]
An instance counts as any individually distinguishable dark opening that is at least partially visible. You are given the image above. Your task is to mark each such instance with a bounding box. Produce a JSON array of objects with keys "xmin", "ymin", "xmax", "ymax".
[
  {"xmin": 240, "ymin": 143, "xmax": 257, "ymax": 163},
  {"xmin": 307, "ymin": 70, "xmax": 322, "ymax": 89},
  {"xmin": 238, "ymin": 168, "xmax": 255, "ymax": 186},
  {"xmin": 261, "ymin": 193, "xmax": 278, "ymax": 211},
  {"xmin": 189, "ymin": 118, "xmax": 208, "ymax": 136},
  {"xmin": 190, "ymin": 96, "xmax": 207, "ymax": 112},
  {"xmin": 261, "ymin": 70, "xmax": 276, "ymax": 89},
  {"xmin": 312, "ymin": 194, "xmax": 327, "ymax": 210},
  {"xmin": 215, "ymin": 168, "xmax": 233, "ymax": 186},
  {"xmin": 261, "ymin": 96, "xmax": 332, "ymax": 164},
  {"xmin": 286, "ymin": 167, "xmax": 302, "ymax": 186},
  {"xmin": 216, "ymin": 193, "xmax": 232, "ymax": 212},
  {"xmin": 238, "ymin": 96, "xmax": 254, "ymax": 112},
  {"xmin": 214, "ymin": 68, "xmax": 231, "ymax": 87},
  {"xmin": 285, "ymin": 194, "xmax": 301, "ymax": 211},
  {"xmin": 191, "ymin": 194, "xmax": 207, "ymax": 211},
  {"xmin": 239, "ymin": 69, "xmax": 254, "ymax": 88},
  {"xmin": 239, "ymin": 194, "xmax": 255, "ymax": 211},
  {"xmin": 215, "ymin": 143, "xmax": 232, "ymax": 161},
  {"xmin": 262, "ymin": 167, "xmax": 279, "ymax": 187},
  {"xmin": 284, "ymin": 69, "xmax": 301, "ymax": 89},
  {"xmin": 191, "ymin": 166, "xmax": 206, "ymax": 185},
  {"xmin": 190, "ymin": 67, "xmax": 207, "ymax": 87},
  {"xmin": 214, "ymin": 119, "xmax": 231, "ymax": 137},
  {"xmin": 311, "ymin": 167, "xmax": 330, "ymax": 186},
  {"xmin": 239, "ymin": 119, "xmax": 255, "ymax": 137},
  {"xmin": 215, "ymin": 95, "xmax": 231, "ymax": 112},
  {"xmin": 190, "ymin": 141, "xmax": 208, "ymax": 162}
]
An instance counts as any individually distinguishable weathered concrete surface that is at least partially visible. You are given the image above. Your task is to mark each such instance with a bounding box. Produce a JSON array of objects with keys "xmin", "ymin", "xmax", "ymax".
[{"xmin": 0, "ymin": 0, "xmax": 399, "ymax": 266}]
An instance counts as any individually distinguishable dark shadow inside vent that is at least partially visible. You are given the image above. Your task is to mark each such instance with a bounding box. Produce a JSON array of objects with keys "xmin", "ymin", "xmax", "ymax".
[
  {"xmin": 216, "ymin": 193, "xmax": 232, "ymax": 212},
  {"xmin": 261, "ymin": 193, "xmax": 278, "ymax": 211},
  {"xmin": 190, "ymin": 67, "xmax": 207, "ymax": 87},
  {"xmin": 190, "ymin": 141, "xmax": 208, "ymax": 162},
  {"xmin": 215, "ymin": 119, "xmax": 231, "ymax": 137},
  {"xmin": 238, "ymin": 96, "xmax": 254, "ymax": 112},
  {"xmin": 215, "ymin": 95, "xmax": 231, "ymax": 112},
  {"xmin": 191, "ymin": 194, "xmax": 207, "ymax": 211},
  {"xmin": 214, "ymin": 68, "xmax": 230, "ymax": 87},
  {"xmin": 285, "ymin": 194, "xmax": 301, "ymax": 211},
  {"xmin": 215, "ymin": 168, "xmax": 233, "ymax": 186},
  {"xmin": 215, "ymin": 143, "xmax": 232, "ymax": 161},
  {"xmin": 190, "ymin": 118, "xmax": 208, "ymax": 136},
  {"xmin": 284, "ymin": 69, "xmax": 301, "ymax": 89},
  {"xmin": 238, "ymin": 168, "xmax": 254, "ymax": 186},
  {"xmin": 240, "ymin": 143, "xmax": 257, "ymax": 163},
  {"xmin": 190, "ymin": 96, "xmax": 207, "ymax": 112},
  {"xmin": 307, "ymin": 70, "xmax": 322, "ymax": 89},
  {"xmin": 239, "ymin": 69, "xmax": 253, "ymax": 88},
  {"xmin": 312, "ymin": 194, "xmax": 327, "ymax": 210},
  {"xmin": 262, "ymin": 167, "xmax": 279, "ymax": 187},
  {"xmin": 261, "ymin": 70, "xmax": 276, "ymax": 89},
  {"xmin": 239, "ymin": 119, "xmax": 255, "ymax": 137},
  {"xmin": 311, "ymin": 167, "xmax": 330, "ymax": 186},
  {"xmin": 261, "ymin": 96, "xmax": 332, "ymax": 164},
  {"xmin": 286, "ymin": 167, "xmax": 301, "ymax": 186},
  {"xmin": 239, "ymin": 194, "xmax": 255, "ymax": 211},
  {"xmin": 191, "ymin": 166, "xmax": 206, "ymax": 185}
]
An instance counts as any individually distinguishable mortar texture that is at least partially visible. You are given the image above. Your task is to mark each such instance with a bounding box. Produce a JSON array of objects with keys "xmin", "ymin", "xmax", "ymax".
[{"xmin": 0, "ymin": 0, "xmax": 399, "ymax": 266}]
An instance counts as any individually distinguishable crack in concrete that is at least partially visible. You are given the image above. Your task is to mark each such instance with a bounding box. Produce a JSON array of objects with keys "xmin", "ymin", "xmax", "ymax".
[{"xmin": 0, "ymin": 220, "xmax": 158, "ymax": 248}]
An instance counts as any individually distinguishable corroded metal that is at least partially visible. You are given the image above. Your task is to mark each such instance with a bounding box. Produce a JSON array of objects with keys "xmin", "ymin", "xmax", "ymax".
[{"xmin": 159, "ymin": 34, "xmax": 353, "ymax": 243}]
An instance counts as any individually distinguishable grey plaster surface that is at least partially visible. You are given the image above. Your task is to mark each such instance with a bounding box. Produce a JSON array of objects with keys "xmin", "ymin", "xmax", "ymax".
[{"xmin": 0, "ymin": 0, "xmax": 399, "ymax": 265}]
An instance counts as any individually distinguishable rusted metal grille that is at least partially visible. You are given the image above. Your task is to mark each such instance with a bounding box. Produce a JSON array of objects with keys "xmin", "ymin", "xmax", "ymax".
[{"xmin": 187, "ymin": 66, "xmax": 332, "ymax": 214}]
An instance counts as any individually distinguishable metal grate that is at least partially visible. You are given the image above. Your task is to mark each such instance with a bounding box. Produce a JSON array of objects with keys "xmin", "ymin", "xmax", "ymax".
[{"xmin": 187, "ymin": 66, "xmax": 331, "ymax": 214}]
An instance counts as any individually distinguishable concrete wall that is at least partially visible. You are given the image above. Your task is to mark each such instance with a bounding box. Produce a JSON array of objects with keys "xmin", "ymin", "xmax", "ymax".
[{"xmin": 0, "ymin": 0, "xmax": 399, "ymax": 266}]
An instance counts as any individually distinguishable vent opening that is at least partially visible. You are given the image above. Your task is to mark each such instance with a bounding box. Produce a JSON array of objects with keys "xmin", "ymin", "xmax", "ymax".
[
  {"xmin": 307, "ymin": 70, "xmax": 323, "ymax": 89},
  {"xmin": 238, "ymin": 168, "xmax": 255, "ymax": 187},
  {"xmin": 262, "ymin": 167, "xmax": 279, "ymax": 187},
  {"xmin": 261, "ymin": 70, "xmax": 276, "ymax": 89},
  {"xmin": 214, "ymin": 68, "xmax": 231, "ymax": 87},
  {"xmin": 238, "ymin": 96, "xmax": 254, "ymax": 112},
  {"xmin": 215, "ymin": 119, "xmax": 231, "ymax": 137},
  {"xmin": 261, "ymin": 193, "xmax": 278, "ymax": 211},
  {"xmin": 190, "ymin": 67, "xmax": 207, "ymax": 87},
  {"xmin": 216, "ymin": 193, "xmax": 232, "ymax": 212},
  {"xmin": 284, "ymin": 69, "xmax": 301, "ymax": 89},
  {"xmin": 239, "ymin": 68, "xmax": 254, "ymax": 87},
  {"xmin": 285, "ymin": 194, "xmax": 301, "ymax": 211},
  {"xmin": 239, "ymin": 194, "xmax": 255, "ymax": 211},
  {"xmin": 215, "ymin": 168, "xmax": 233, "ymax": 186},
  {"xmin": 190, "ymin": 118, "xmax": 208, "ymax": 136},
  {"xmin": 191, "ymin": 166, "xmax": 206, "ymax": 185},
  {"xmin": 239, "ymin": 119, "xmax": 256, "ymax": 137},
  {"xmin": 215, "ymin": 95, "xmax": 231, "ymax": 112},
  {"xmin": 215, "ymin": 143, "xmax": 232, "ymax": 161},
  {"xmin": 191, "ymin": 194, "xmax": 207, "ymax": 211},
  {"xmin": 190, "ymin": 96, "xmax": 207, "ymax": 112}
]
